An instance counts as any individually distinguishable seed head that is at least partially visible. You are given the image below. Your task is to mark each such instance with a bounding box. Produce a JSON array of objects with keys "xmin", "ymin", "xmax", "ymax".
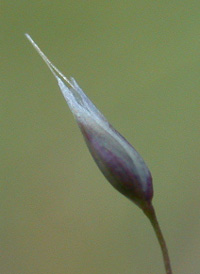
[{"xmin": 26, "ymin": 34, "xmax": 153, "ymax": 209}]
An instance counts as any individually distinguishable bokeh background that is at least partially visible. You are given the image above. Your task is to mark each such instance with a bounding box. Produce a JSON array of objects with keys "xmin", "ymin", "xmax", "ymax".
[{"xmin": 1, "ymin": 1, "xmax": 200, "ymax": 274}]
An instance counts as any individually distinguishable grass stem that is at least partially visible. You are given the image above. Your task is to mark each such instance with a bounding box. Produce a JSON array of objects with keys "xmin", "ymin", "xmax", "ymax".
[{"xmin": 142, "ymin": 202, "xmax": 173, "ymax": 274}]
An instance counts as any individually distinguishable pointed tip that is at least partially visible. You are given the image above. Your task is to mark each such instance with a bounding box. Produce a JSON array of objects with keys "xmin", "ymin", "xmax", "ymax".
[
  {"xmin": 25, "ymin": 33, "xmax": 76, "ymax": 90},
  {"xmin": 25, "ymin": 33, "xmax": 33, "ymax": 44}
]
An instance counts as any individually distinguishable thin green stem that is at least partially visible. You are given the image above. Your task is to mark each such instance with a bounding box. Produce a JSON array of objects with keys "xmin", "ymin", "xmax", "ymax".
[{"xmin": 142, "ymin": 202, "xmax": 173, "ymax": 274}]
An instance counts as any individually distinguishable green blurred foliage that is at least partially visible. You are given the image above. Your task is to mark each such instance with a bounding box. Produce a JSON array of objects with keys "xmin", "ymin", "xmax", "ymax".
[{"xmin": 1, "ymin": 1, "xmax": 200, "ymax": 274}]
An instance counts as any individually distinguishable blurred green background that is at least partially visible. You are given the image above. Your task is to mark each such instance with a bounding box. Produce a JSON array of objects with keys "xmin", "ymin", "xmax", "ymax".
[{"xmin": 1, "ymin": 1, "xmax": 200, "ymax": 274}]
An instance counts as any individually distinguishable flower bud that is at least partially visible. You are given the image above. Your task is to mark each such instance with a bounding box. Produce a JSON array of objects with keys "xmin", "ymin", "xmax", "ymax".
[
  {"xmin": 58, "ymin": 77, "xmax": 153, "ymax": 209},
  {"xmin": 26, "ymin": 34, "xmax": 153, "ymax": 209}
]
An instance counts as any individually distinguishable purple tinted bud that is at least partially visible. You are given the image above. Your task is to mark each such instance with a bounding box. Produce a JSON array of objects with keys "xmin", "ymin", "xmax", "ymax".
[
  {"xmin": 57, "ymin": 78, "xmax": 153, "ymax": 209},
  {"xmin": 26, "ymin": 34, "xmax": 153, "ymax": 209},
  {"xmin": 57, "ymin": 76, "xmax": 153, "ymax": 208}
]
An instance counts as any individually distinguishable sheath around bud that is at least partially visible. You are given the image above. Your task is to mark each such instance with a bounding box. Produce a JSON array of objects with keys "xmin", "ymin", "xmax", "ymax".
[{"xmin": 26, "ymin": 34, "xmax": 153, "ymax": 209}]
